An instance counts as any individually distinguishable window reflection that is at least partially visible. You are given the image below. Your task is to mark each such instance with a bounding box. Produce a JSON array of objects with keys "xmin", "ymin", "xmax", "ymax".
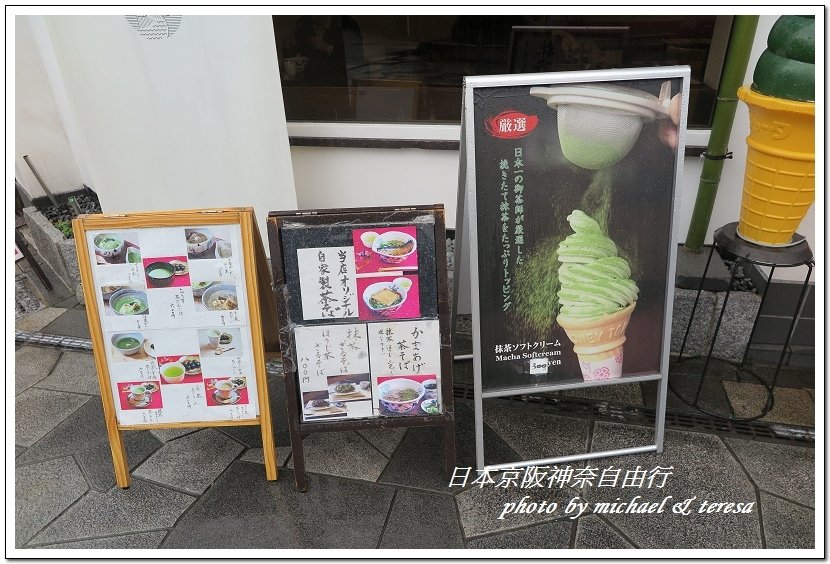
[{"xmin": 273, "ymin": 15, "xmax": 727, "ymax": 127}]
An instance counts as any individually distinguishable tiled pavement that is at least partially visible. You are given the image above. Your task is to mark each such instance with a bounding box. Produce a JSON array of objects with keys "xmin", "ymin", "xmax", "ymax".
[{"xmin": 13, "ymin": 309, "xmax": 817, "ymax": 552}]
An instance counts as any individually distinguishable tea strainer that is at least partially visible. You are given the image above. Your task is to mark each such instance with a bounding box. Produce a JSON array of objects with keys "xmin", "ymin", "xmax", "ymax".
[{"xmin": 530, "ymin": 81, "xmax": 672, "ymax": 170}]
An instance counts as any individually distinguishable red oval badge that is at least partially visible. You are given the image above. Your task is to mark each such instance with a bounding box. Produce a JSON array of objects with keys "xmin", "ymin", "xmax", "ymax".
[{"xmin": 485, "ymin": 110, "xmax": 539, "ymax": 139}]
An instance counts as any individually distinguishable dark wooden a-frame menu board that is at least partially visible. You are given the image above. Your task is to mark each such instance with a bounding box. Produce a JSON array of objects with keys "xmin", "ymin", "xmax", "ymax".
[{"xmin": 267, "ymin": 205, "xmax": 455, "ymax": 492}]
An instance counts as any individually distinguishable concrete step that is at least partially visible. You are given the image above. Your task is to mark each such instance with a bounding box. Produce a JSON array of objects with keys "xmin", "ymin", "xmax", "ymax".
[{"xmin": 675, "ymin": 245, "xmax": 733, "ymax": 292}]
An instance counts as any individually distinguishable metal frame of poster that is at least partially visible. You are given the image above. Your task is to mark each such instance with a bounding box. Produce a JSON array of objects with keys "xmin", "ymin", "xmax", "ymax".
[
  {"xmin": 73, "ymin": 207, "xmax": 279, "ymax": 487},
  {"xmin": 456, "ymin": 66, "xmax": 690, "ymax": 471},
  {"xmin": 267, "ymin": 205, "xmax": 455, "ymax": 492}
]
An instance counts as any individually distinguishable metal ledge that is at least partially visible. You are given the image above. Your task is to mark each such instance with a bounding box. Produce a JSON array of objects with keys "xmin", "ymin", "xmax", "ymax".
[{"xmin": 290, "ymin": 135, "xmax": 706, "ymax": 155}]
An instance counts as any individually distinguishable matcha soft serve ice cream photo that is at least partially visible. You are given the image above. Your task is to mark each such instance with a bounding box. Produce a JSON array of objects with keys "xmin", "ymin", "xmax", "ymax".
[{"xmin": 556, "ymin": 210, "xmax": 638, "ymax": 380}]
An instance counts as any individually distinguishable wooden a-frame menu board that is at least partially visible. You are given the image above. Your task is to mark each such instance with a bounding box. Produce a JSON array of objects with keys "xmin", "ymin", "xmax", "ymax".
[
  {"xmin": 73, "ymin": 207, "xmax": 279, "ymax": 487},
  {"xmin": 268, "ymin": 205, "xmax": 456, "ymax": 492}
]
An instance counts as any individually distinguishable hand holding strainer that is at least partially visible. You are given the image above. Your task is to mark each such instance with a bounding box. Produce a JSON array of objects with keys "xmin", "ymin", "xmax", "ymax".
[{"xmin": 530, "ymin": 81, "xmax": 673, "ymax": 170}]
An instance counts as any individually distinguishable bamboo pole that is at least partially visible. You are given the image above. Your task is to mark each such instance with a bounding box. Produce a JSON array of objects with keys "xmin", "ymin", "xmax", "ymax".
[{"xmin": 684, "ymin": 16, "xmax": 759, "ymax": 252}]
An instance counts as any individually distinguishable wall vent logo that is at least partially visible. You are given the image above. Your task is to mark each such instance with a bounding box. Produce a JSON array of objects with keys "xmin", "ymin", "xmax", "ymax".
[{"xmin": 125, "ymin": 15, "xmax": 182, "ymax": 40}]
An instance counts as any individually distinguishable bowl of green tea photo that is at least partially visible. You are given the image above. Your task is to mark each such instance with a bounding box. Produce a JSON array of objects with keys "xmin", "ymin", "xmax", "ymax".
[
  {"xmin": 126, "ymin": 247, "xmax": 142, "ymax": 264},
  {"xmin": 111, "ymin": 332, "xmax": 144, "ymax": 356},
  {"xmin": 109, "ymin": 289, "xmax": 149, "ymax": 316},
  {"xmin": 145, "ymin": 261, "xmax": 176, "ymax": 287},
  {"xmin": 94, "ymin": 233, "xmax": 124, "ymax": 258},
  {"xmin": 159, "ymin": 361, "xmax": 186, "ymax": 384}
]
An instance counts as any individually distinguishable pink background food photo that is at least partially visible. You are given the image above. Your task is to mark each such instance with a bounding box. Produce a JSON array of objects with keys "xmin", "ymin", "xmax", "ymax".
[
  {"xmin": 117, "ymin": 380, "xmax": 164, "ymax": 410},
  {"xmin": 356, "ymin": 275, "xmax": 420, "ymax": 321},
  {"xmin": 156, "ymin": 354, "xmax": 203, "ymax": 385},
  {"xmin": 142, "ymin": 255, "xmax": 191, "ymax": 288},
  {"xmin": 352, "ymin": 226, "xmax": 418, "ymax": 273},
  {"xmin": 204, "ymin": 378, "xmax": 250, "ymax": 407}
]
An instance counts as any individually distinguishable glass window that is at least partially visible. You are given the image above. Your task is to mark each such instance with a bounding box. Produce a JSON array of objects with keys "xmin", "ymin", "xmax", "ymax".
[{"xmin": 273, "ymin": 15, "xmax": 730, "ymax": 128}]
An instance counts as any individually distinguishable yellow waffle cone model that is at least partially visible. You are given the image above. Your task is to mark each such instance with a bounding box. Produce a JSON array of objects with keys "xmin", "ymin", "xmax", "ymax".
[
  {"xmin": 557, "ymin": 303, "xmax": 635, "ymax": 380},
  {"xmin": 736, "ymin": 87, "xmax": 814, "ymax": 246}
]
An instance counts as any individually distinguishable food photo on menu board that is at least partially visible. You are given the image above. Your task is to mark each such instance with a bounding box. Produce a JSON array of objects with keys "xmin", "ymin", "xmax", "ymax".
[
  {"xmin": 93, "ymin": 231, "xmax": 142, "ymax": 265},
  {"xmin": 156, "ymin": 354, "xmax": 203, "ymax": 385},
  {"xmin": 197, "ymin": 327, "xmax": 241, "ymax": 357},
  {"xmin": 301, "ymin": 390, "xmax": 348, "ymax": 420},
  {"xmin": 353, "ymin": 228, "xmax": 420, "ymax": 321},
  {"xmin": 109, "ymin": 330, "xmax": 153, "ymax": 361},
  {"xmin": 185, "ymin": 227, "xmax": 234, "ymax": 260},
  {"xmin": 369, "ymin": 320, "xmax": 442, "ymax": 417},
  {"xmin": 102, "ymin": 285, "xmax": 149, "ymax": 317},
  {"xmin": 327, "ymin": 373, "xmax": 372, "ymax": 402},
  {"xmin": 357, "ymin": 275, "xmax": 419, "ymax": 320},
  {"xmin": 199, "ymin": 281, "xmax": 239, "ymax": 311},
  {"xmin": 204, "ymin": 376, "xmax": 249, "ymax": 406},
  {"xmin": 376, "ymin": 375, "xmax": 440, "ymax": 417},
  {"xmin": 352, "ymin": 227, "xmax": 418, "ymax": 273},
  {"xmin": 143, "ymin": 256, "xmax": 190, "ymax": 289},
  {"xmin": 117, "ymin": 380, "xmax": 163, "ymax": 410}
]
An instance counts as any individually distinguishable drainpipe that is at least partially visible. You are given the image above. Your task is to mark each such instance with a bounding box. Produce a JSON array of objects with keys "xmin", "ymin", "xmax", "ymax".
[
  {"xmin": 23, "ymin": 154, "xmax": 60, "ymax": 207},
  {"xmin": 684, "ymin": 15, "xmax": 759, "ymax": 253}
]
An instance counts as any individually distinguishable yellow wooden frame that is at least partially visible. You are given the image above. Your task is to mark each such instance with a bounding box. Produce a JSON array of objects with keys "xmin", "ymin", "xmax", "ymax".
[{"xmin": 73, "ymin": 207, "xmax": 277, "ymax": 487}]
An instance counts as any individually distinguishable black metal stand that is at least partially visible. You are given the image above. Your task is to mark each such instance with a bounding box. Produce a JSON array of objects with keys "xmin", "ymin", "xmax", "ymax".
[{"xmin": 673, "ymin": 223, "xmax": 813, "ymax": 421}]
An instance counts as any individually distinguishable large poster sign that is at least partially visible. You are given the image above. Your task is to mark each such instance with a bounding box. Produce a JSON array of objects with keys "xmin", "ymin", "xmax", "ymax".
[
  {"xmin": 73, "ymin": 208, "xmax": 278, "ymax": 486},
  {"xmin": 460, "ymin": 67, "xmax": 690, "ymax": 470}
]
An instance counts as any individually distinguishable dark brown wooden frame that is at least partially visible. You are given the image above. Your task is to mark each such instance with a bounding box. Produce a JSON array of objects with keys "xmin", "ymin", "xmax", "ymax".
[{"xmin": 267, "ymin": 204, "xmax": 456, "ymax": 492}]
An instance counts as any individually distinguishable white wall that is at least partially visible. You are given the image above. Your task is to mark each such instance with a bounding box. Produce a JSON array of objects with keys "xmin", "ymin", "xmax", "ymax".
[
  {"xmin": 291, "ymin": 145, "xmax": 460, "ymax": 226},
  {"xmin": 42, "ymin": 15, "xmax": 297, "ymax": 244},
  {"xmin": 15, "ymin": 17, "xmax": 84, "ymax": 199}
]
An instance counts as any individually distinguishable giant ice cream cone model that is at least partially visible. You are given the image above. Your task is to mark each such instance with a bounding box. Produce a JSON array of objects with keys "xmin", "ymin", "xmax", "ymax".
[
  {"xmin": 736, "ymin": 88, "xmax": 814, "ymax": 246},
  {"xmin": 736, "ymin": 15, "xmax": 815, "ymax": 247},
  {"xmin": 556, "ymin": 211, "xmax": 639, "ymax": 381}
]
